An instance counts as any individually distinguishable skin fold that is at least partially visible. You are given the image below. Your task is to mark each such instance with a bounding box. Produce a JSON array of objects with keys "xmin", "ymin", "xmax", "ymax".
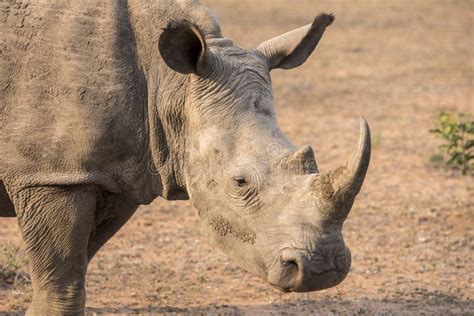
[{"xmin": 0, "ymin": 0, "xmax": 370, "ymax": 314}]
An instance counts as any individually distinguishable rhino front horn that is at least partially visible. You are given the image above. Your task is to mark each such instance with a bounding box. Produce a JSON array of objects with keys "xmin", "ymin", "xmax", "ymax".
[
  {"xmin": 337, "ymin": 117, "xmax": 371, "ymax": 198},
  {"xmin": 311, "ymin": 118, "xmax": 371, "ymax": 223}
]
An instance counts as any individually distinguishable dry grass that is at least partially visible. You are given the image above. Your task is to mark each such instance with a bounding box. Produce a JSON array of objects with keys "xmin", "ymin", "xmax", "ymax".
[{"xmin": 0, "ymin": 242, "xmax": 29, "ymax": 288}]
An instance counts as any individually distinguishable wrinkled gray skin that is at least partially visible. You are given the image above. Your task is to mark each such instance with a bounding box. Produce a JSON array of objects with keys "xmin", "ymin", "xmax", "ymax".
[{"xmin": 0, "ymin": 0, "xmax": 370, "ymax": 314}]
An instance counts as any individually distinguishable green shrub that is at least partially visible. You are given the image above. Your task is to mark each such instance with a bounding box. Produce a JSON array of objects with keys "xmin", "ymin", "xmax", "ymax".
[{"xmin": 430, "ymin": 111, "xmax": 474, "ymax": 175}]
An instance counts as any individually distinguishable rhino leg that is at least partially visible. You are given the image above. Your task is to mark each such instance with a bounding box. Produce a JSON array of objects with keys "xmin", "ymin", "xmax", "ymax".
[
  {"xmin": 87, "ymin": 193, "xmax": 138, "ymax": 260},
  {"xmin": 9, "ymin": 184, "xmax": 96, "ymax": 316}
]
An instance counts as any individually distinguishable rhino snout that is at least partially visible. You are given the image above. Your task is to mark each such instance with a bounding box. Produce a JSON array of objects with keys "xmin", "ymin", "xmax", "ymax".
[{"xmin": 267, "ymin": 246, "xmax": 351, "ymax": 292}]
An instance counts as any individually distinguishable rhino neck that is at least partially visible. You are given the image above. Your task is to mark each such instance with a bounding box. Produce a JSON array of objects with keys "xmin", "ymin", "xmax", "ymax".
[
  {"xmin": 146, "ymin": 69, "xmax": 190, "ymax": 201},
  {"xmin": 127, "ymin": 0, "xmax": 226, "ymax": 200}
]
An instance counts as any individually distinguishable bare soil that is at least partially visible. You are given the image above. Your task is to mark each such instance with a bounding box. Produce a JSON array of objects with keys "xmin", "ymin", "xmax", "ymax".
[{"xmin": 1, "ymin": 0, "xmax": 473, "ymax": 314}]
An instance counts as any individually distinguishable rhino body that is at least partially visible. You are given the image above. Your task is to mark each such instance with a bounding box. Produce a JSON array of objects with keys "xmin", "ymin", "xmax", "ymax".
[
  {"xmin": 0, "ymin": 0, "xmax": 194, "ymax": 202},
  {"xmin": 0, "ymin": 1, "xmax": 370, "ymax": 314}
]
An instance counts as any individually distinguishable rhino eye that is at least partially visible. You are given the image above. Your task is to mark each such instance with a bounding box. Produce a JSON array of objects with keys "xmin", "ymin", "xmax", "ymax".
[
  {"xmin": 234, "ymin": 176, "xmax": 248, "ymax": 187},
  {"xmin": 226, "ymin": 168, "xmax": 262, "ymax": 211}
]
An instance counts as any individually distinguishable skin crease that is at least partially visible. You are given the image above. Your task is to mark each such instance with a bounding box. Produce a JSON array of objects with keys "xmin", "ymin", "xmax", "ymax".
[{"xmin": 0, "ymin": 0, "xmax": 370, "ymax": 314}]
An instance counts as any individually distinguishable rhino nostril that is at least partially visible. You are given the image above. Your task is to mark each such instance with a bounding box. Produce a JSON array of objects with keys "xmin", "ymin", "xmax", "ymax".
[
  {"xmin": 279, "ymin": 256, "xmax": 300, "ymax": 287},
  {"xmin": 281, "ymin": 259, "xmax": 298, "ymax": 268},
  {"xmin": 279, "ymin": 249, "xmax": 302, "ymax": 275}
]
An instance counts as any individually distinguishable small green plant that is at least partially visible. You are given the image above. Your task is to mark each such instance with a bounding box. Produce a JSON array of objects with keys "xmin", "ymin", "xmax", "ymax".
[{"xmin": 430, "ymin": 111, "xmax": 474, "ymax": 175}]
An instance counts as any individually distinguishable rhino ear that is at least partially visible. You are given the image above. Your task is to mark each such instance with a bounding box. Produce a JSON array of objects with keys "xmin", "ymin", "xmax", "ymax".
[
  {"xmin": 159, "ymin": 21, "xmax": 209, "ymax": 74},
  {"xmin": 256, "ymin": 13, "xmax": 334, "ymax": 70}
]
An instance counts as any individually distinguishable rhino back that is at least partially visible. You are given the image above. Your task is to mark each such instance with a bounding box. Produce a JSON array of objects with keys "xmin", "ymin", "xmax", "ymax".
[{"xmin": 0, "ymin": 1, "xmax": 152, "ymax": 197}]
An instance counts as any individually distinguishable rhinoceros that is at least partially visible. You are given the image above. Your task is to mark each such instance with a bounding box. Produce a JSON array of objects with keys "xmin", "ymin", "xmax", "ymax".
[{"xmin": 0, "ymin": 0, "xmax": 370, "ymax": 314}]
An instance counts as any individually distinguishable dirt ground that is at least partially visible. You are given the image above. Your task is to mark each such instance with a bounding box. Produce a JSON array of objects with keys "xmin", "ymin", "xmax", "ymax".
[{"xmin": 1, "ymin": 0, "xmax": 473, "ymax": 314}]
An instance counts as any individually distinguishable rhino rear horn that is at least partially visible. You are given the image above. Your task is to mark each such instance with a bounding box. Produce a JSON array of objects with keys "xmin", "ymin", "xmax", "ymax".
[
  {"xmin": 159, "ymin": 21, "xmax": 212, "ymax": 75},
  {"xmin": 282, "ymin": 145, "xmax": 319, "ymax": 174}
]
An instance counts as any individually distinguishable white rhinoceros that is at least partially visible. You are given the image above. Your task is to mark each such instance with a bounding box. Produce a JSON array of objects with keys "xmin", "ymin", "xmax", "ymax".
[{"xmin": 0, "ymin": 0, "xmax": 370, "ymax": 314}]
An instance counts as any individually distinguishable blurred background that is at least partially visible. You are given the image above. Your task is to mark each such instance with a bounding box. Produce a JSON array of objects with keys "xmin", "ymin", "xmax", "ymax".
[{"xmin": 1, "ymin": 0, "xmax": 472, "ymax": 313}]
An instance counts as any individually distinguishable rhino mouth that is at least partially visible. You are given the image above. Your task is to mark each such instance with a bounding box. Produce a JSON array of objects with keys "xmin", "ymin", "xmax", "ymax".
[
  {"xmin": 269, "ymin": 269, "xmax": 348, "ymax": 293},
  {"xmin": 266, "ymin": 247, "xmax": 351, "ymax": 292}
]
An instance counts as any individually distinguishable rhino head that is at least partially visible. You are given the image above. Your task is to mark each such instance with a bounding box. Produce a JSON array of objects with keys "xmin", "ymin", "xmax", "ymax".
[{"xmin": 158, "ymin": 13, "xmax": 370, "ymax": 292}]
